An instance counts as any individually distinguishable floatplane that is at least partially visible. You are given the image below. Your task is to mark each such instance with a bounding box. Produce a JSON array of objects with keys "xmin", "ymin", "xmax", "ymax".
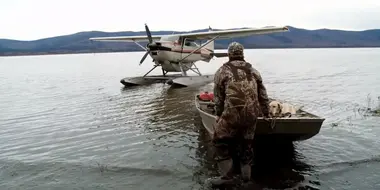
[{"xmin": 89, "ymin": 24, "xmax": 289, "ymax": 87}]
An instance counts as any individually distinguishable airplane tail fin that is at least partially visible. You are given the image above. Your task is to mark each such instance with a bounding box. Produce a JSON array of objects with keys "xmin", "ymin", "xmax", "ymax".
[
  {"xmin": 203, "ymin": 40, "xmax": 214, "ymax": 52},
  {"xmin": 202, "ymin": 26, "xmax": 214, "ymax": 53},
  {"xmin": 200, "ymin": 26, "xmax": 219, "ymax": 62}
]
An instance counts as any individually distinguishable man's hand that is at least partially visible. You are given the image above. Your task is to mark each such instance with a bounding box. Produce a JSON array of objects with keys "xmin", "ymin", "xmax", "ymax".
[
  {"xmin": 262, "ymin": 113, "xmax": 271, "ymax": 122},
  {"xmin": 216, "ymin": 116, "xmax": 220, "ymax": 123},
  {"xmin": 262, "ymin": 114, "xmax": 275, "ymax": 129}
]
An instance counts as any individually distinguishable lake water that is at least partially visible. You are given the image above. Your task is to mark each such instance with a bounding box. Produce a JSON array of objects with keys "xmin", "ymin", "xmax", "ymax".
[{"xmin": 0, "ymin": 48, "xmax": 380, "ymax": 189}]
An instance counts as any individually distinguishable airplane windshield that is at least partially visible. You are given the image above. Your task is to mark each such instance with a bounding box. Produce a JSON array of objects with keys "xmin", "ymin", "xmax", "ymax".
[{"xmin": 160, "ymin": 35, "xmax": 179, "ymax": 41}]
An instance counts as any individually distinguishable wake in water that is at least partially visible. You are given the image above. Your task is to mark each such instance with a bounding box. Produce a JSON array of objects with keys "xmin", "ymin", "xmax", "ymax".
[
  {"xmin": 366, "ymin": 95, "xmax": 380, "ymax": 116},
  {"xmin": 317, "ymin": 155, "xmax": 380, "ymax": 176}
]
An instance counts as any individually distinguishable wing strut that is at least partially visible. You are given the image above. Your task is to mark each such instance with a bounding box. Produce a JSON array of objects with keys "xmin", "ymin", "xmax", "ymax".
[{"xmin": 133, "ymin": 41, "xmax": 147, "ymax": 51}]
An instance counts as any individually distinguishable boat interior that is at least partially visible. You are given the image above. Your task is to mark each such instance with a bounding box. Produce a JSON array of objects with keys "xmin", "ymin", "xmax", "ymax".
[{"xmin": 195, "ymin": 95, "xmax": 320, "ymax": 119}]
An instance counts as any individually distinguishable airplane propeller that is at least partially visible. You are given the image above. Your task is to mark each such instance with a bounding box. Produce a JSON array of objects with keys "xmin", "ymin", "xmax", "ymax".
[{"xmin": 139, "ymin": 24, "xmax": 154, "ymax": 65}]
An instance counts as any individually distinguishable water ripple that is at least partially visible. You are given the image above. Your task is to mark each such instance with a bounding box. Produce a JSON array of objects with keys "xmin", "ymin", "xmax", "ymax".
[{"xmin": 0, "ymin": 49, "xmax": 380, "ymax": 189}]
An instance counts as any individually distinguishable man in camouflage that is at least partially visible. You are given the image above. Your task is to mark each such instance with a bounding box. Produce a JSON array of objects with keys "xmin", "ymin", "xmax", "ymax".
[{"xmin": 209, "ymin": 42, "xmax": 270, "ymax": 186}]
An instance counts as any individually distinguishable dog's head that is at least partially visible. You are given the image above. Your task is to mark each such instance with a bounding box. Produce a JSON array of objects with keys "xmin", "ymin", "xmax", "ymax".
[{"xmin": 269, "ymin": 101, "xmax": 282, "ymax": 117}]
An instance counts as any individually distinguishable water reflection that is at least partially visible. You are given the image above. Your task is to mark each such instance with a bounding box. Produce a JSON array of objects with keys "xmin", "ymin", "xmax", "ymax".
[
  {"xmin": 193, "ymin": 114, "xmax": 319, "ymax": 190},
  {"xmin": 120, "ymin": 84, "xmax": 320, "ymax": 189},
  {"xmin": 192, "ymin": 114, "xmax": 219, "ymax": 187},
  {"xmin": 251, "ymin": 139, "xmax": 318, "ymax": 189},
  {"xmin": 136, "ymin": 85, "xmax": 199, "ymax": 138}
]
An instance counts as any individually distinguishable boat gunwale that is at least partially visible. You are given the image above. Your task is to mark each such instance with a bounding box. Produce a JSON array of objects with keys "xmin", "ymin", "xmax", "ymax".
[{"xmin": 194, "ymin": 95, "xmax": 325, "ymax": 122}]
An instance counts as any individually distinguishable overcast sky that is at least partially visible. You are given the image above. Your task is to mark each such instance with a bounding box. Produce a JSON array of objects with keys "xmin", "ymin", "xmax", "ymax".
[{"xmin": 1, "ymin": 0, "xmax": 380, "ymax": 40}]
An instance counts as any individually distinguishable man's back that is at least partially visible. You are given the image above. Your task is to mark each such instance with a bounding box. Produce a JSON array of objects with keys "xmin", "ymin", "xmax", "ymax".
[{"xmin": 214, "ymin": 60, "xmax": 270, "ymax": 125}]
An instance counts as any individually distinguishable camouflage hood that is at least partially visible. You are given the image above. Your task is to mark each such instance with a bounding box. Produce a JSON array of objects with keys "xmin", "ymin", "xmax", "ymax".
[
  {"xmin": 228, "ymin": 42, "xmax": 244, "ymax": 58},
  {"xmin": 225, "ymin": 60, "xmax": 251, "ymax": 69}
]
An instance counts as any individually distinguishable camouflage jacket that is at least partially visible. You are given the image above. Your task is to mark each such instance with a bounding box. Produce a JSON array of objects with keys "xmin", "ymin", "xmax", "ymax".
[{"xmin": 213, "ymin": 59, "xmax": 270, "ymax": 119}]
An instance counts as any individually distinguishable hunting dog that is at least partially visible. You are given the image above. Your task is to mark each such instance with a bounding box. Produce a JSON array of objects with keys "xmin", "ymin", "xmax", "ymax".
[{"xmin": 269, "ymin": 100, "xmax": 300, "ymax": 117}]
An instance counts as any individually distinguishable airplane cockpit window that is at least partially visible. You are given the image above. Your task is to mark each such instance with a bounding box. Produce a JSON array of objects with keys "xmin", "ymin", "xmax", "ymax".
[{"xmin": 184, "ymin": 40, "xmax": 198, "ymax": 47}]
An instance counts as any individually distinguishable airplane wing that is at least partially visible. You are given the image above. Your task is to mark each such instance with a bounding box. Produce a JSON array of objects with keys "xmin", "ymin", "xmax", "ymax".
[
  {"xmin": 179, "ymin": 26, "xmax": 289, "ymax": 40},
  {"xmin": 89, "ymin": 26, "xmax": 288, "ymax": 42},
  {"xmin": 89, "ymin": 35, "xmax": 162, "ymax": 42}
]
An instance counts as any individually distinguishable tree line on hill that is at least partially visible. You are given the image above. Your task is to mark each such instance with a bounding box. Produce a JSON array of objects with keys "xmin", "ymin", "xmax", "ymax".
[{"xmin": 1, "ymin": 26, "xmax": 380, "ymax": 56}]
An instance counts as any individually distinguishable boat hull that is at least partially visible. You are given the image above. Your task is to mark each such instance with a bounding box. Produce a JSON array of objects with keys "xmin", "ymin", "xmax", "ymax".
[{"xmin": 195, "ymin": 95, "xmax": 325, "ymax": 141}]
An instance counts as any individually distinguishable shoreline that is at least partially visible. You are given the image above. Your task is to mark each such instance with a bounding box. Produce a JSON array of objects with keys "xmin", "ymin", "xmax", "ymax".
[{"xmin": 1, "ymin": 46, "xmax": 380, "ymax": 58}]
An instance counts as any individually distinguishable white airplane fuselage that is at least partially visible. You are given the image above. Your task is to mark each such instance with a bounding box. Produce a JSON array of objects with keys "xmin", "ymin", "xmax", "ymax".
[{"xmin": 148, "ymin": 35, "xmax": 215, "ymax": 72}]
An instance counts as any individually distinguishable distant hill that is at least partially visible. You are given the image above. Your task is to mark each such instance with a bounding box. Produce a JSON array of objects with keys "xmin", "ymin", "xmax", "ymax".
[{"xmin": 1, "ymin": 26, "xmax": 380, "ymax": 56}]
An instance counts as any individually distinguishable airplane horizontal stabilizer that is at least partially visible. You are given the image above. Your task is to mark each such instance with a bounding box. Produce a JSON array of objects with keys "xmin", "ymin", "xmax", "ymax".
[{"xmin": 213, "ymin": 53, "xmax": 229, "ymax": 57}]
